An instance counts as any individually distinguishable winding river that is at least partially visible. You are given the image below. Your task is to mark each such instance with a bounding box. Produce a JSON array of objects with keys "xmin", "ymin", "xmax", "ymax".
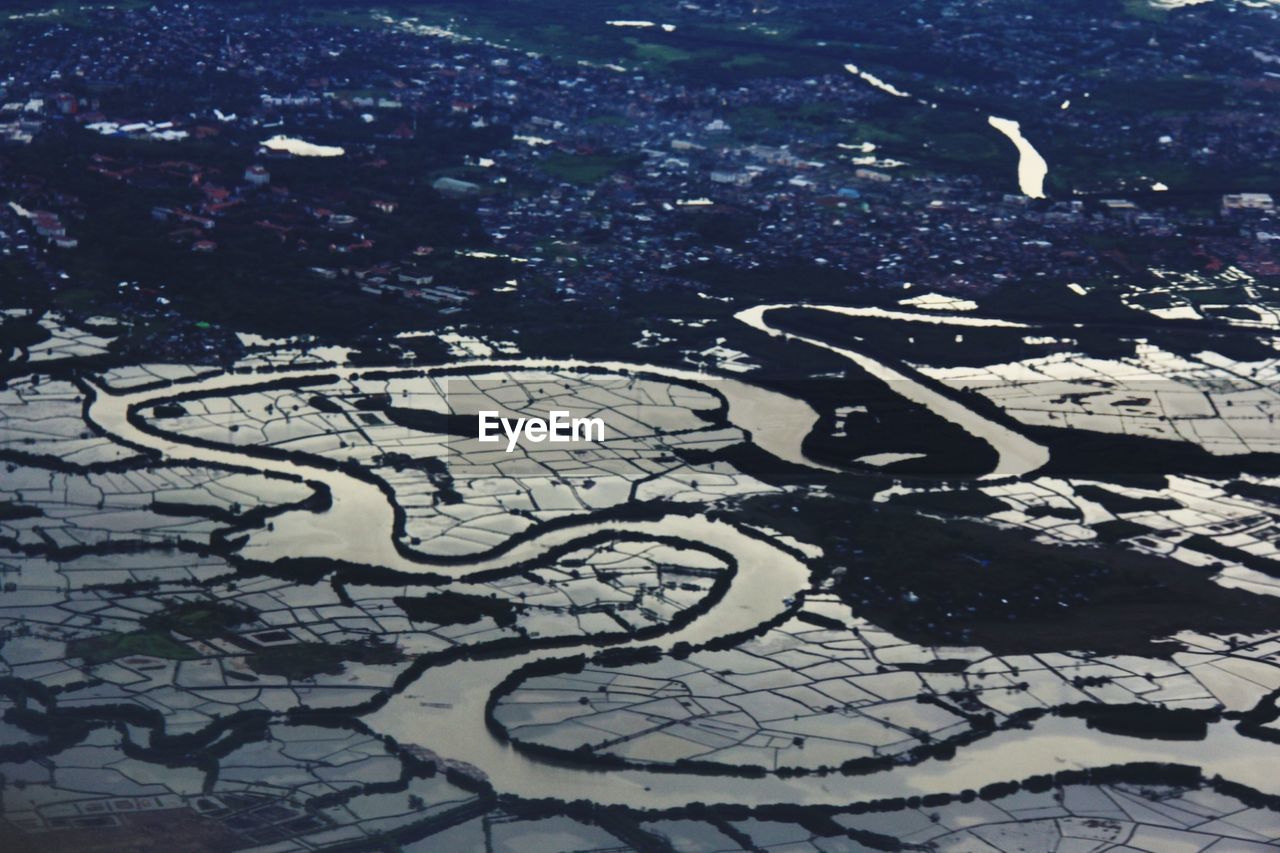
[
  {"xmin": 84, "ymin": 356, "xmax": 832, "ymax": 573},
  {"xmin": 78, "ymin": 323, "xmax": 1275, "ymax": 810}
]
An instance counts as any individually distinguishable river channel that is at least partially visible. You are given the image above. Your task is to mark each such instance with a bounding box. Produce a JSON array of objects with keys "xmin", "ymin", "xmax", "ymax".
[{"xmin": 78, "ymin": 331, "xmax": 1272, "ymax": 811}]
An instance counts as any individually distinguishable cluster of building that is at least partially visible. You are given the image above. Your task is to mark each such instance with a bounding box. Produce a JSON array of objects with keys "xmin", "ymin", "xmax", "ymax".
[{"xmin": 0, "ymin": 0, "xmax": 1277, "ymax": 332}]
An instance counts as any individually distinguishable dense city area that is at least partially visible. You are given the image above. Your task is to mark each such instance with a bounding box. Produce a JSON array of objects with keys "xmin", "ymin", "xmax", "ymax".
[{"xmin": 1, "ymin": 0, "xmax": 1278, "ymax": 356}]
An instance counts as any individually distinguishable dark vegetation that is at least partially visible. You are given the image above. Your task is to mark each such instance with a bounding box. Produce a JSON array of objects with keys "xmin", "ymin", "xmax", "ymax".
[
  {"xmin": 735, "ymin": 490, "xmax": 1280, "ymax": 657},
  {"xmin": 142, "ymin": 600, "xmax": 258, "ymax": 639},
  {"xmin": 888, "ymin": 489, "xmax": 1009, "ymax": 517},
  {"xmin": 785, "ymin": 376, "xmax": 999, "ymax": 479},
  {"xmin": 395, "ymin": 590, "xmax": 521, "ymax": 627},
  {"xmin": 245, "ymin": 639, "xmax": 404, "ymax": 680}
]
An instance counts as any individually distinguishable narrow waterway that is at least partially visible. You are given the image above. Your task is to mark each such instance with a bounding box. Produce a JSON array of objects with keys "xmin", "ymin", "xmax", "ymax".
[{"xmin": 734, "ymin": 304, "xmax": 1050, "ymax": 479}]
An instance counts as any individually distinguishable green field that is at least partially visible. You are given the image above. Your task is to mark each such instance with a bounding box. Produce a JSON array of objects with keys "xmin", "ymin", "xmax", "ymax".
[
  {"xmin": 537, "ymin": 151, "xmax": 639, "ymax": 185},
  {"xmin": 68, "ymin": 630, "xmax": 200, "ymax": 665},
  {"xmin": 624, "ymin": 38, "xmax": 695, "ymax": 65}
]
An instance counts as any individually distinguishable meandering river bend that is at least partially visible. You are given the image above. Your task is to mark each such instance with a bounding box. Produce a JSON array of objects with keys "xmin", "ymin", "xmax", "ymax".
[{"xmin": 78, "ymin": 319, "xmax": 1275, "ymax": 810}]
